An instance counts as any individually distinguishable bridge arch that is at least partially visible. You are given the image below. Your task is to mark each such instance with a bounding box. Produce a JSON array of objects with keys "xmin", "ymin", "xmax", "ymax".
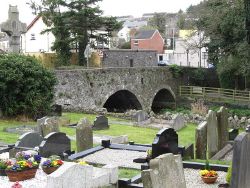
[
  {"xmin": 151, "ymin": 87, "xmax": 176, "ymax": 113},
  {"xmin": 103, "ymin": 90, "xmax": 143, "ymax": 113}
]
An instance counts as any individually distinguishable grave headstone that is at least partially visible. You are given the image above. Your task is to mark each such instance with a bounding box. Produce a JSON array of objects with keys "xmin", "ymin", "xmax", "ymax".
[
  {"xmin": 170, "ymin": 114, "xmax": 186, "ymax": 131},
  {"xmin": 0, "ymin": 5, "xmax": 26, "ymax": 53},
  {"xmin": 76, "ymin": 118, "xmax": 93, "ymax": 152},
  {"xmin": 207, "ymin": 110, "xmax": 219, "ymax": 158},
  {"xmin": 9, "ymin": 132, "xmax": 43, "ymax": 158},
  {"xmin": 230, "ymin": 128, "xmax": 250, "ymax": 188},
  {"xmin": 152, "ymin": 128, "xmax": 178, "ymax": 158},
  {"xmin": 50, "ymin": 104, "xmax": 62, "ymax": 116},
  {"xmin": 15, "ymin": 132, "xmax": 43, "ymax": 148},
  {"xmin": 229, "ymin": 129, "xmax": 239, "ymax": 141},
  {"xmin": 184, "ymin": 143, "xmax": 194, "ymax": 159},
  {"xmin": 92, "ymin": 115, "xmax": 109, "ymax": 130},
  {"xmin": 217, "ymin": 107, "xmax": 229, "ymax": 149},
  {"xmin": 37, "ymin": 117, "xmax": 60, "ymax": 137},
  {"xmin": 133, "ymin": 110, "xmax": 148, "ymax": 123},
  {"xmin": 195, "ymin": 121, "xmax": 207, "ymax": 159},
  {"xmin": 142, "ymin": 153, "xmax": 186, "ymax": 188},
  {"xmin": 39, "ymin": 132, "xmax": 71, "ymax": 158}
]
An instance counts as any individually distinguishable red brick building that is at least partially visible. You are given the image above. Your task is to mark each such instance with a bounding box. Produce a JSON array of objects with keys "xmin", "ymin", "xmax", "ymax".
[{"xmin": 131, "ymin": 30, "xmax": 164, "ymax": 53}]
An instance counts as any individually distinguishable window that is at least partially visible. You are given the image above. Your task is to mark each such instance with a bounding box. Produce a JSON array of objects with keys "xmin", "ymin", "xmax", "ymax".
[
  {"xmin": 30, "ymin": 34, "xmax": 36, "ymax": 40},
  {"xmin": 134, "ymin": 40, "xmax": 138, "ymax": 47}
]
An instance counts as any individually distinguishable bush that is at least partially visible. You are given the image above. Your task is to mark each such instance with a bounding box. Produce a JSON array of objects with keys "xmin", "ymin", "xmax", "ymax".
[{"xmin": 0, "ymin": 54, "xmax": 57, "ymax": 119}]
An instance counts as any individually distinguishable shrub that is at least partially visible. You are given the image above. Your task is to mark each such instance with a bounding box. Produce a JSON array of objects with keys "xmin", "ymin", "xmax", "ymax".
[{"xmin": 0, "ymin": 54, "xmax": 57, "ymax": 119}]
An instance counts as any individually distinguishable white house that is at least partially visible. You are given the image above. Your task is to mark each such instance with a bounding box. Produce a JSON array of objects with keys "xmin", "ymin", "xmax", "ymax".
[
  {"xmin": 22, "ymin": 16, "xmax": 55, "ymax": 53},
  {"xmin": 158, "ymin": 30, "xmax": 209, "ymax": 68},
  {"xmin": 117, "ymin": 27, "xmax": 130, "ymax": 42}
]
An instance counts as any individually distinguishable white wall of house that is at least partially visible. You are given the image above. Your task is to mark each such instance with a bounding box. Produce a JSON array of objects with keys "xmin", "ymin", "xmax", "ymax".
[
  {"xmin": 117, "ymin": 27, "xmax": 130, "ymax": 42},
  {"xmin": 22, "ymin": 17, "xmax": 55, "ymax": 53}
]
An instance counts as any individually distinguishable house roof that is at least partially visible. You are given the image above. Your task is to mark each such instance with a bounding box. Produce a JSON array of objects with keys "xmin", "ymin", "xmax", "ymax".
[
  {"xmin": 133, "ymin": 30, "xmax": 157, "ymax": 39},
  {"xmin": 27, "ymin": 15, "xmax": 41, "ymax": 31}
]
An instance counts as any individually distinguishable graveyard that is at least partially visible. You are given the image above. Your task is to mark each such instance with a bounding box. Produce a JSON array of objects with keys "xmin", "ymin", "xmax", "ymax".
[{"xmin": 0, "ymin": 105, "xmax": 247, "ymax": 187}]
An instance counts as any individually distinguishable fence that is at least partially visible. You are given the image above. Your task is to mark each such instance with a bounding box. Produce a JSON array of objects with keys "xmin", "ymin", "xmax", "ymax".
[{"xmin": 179, "ymin": 86, "xmax": 250, "ymax": 102}]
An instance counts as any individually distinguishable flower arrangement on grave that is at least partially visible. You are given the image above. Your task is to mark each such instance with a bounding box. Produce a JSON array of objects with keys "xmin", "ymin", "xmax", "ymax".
[
  {"xmin": 42, "ymin": 156, "xmax": 64, "ymax": 175},
  {"xmin": 146, "ymin": 149, "xmax": 152, "ymax": 162},
  {"xmin": 0, "ymin": 159, "xmax": 11, "ymax": 176},
  {"xmin": 200, "ymin": 161, "xmax": 218, "ymax": 184}
]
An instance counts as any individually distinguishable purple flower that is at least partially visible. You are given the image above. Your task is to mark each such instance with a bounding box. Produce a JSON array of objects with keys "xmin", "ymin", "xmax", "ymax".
[
  {"xmin": 34, "ymin": 155, "xmax": 41, "ymax": 162},
  {"xmin": 42, "ymin": 160, "xmax": 51, "ymax": 167},
  {"xmin": 24, "ymin": 155, "xmax": 30, "ymax": 160}
]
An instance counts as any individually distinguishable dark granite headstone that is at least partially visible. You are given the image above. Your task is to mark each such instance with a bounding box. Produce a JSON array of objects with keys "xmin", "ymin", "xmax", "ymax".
[
  {"xmin": 230, "ymin": 128, "xmax": 250, "ymax": 188},
  {"xmin": 39, "ymin": 132, "xmax": 71, "ymax": 158},
  {"xmin": 50, "ymin": 104, "xmax": 62, "ymax": 116},
  {"xmin": 15, "ymin": 132, "xmax": 43, "ymax": 148},
  {"xmin": 92, "ymin": 115, "xmax": 109, "ymax": 130},
  {"xmin": 229, "ymin": 129, "xmax": 239, "ymax": 141},
  {"xmin": 152, "ymin": 128, "xmax": 178, "ymax": 158}
]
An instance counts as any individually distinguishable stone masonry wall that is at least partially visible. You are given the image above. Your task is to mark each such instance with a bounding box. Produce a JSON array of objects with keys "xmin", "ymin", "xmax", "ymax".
[
  {"xmin": 102, "ymin": 50, "xmax": 158, "ymax": 68},
  {"xmin": 55, "ymin": 67, "xmax": 179, "ymax": 112}
]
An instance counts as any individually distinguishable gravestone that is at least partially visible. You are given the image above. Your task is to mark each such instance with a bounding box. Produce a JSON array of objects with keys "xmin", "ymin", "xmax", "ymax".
[
  {"xmin": 0, "ymin": 5, "xmax": 27, "ymax": 53},
  {"xmin": 195, "ymin": 121, "xmax": 207, "ymax": 159},
  {"xmin": 39, "ymin": 132, "xmax": 71, "ymax": 158},
  {"xmin": 142, "ymin": 153, "xmax": 186, "ymax": 188},
  {"xmin": 133, "ymin": 110, "xmax": 148, "ymax": 122},
  {"xmin": 217, "ymin": 107, "xmax": 229, "ymax": 150},
  {"xmin": 170, "ymin": 114, "xmax": 186, "ymax": 131},
  {"xmin": 229, "ymin": 129, "xmax": 239, "ymax": 140},
  {"xmin": 50, "ymin": 104, "xmax": 62, "ymax": 116},
  {"xmin": 152, "ymin": 128, "xmax": 178, "ymax": 158},
  {"xmin": 92, "ymin": 115, "xmax": 109, "ymax": 130},
  {"xmin": 15, "ymin": 132, "xmax": 43, "ymax": 148},
  {"xmin": 207, "ymin": 110, "xmax": 219, "ymax": 158},
  {"xmin": 230, "ymin": 128, "xmax": 250, "ymax": 188},
  {"xmin": 9, "ymin": 132, "xmax": 43, "ymax": 158},
  {"xmin": 37, "ymin": 117, "xmax": 60, "ymax": 137},
  {"xmin": 76, "ymin": 118, "xmax": 93, "ymax": 152}
]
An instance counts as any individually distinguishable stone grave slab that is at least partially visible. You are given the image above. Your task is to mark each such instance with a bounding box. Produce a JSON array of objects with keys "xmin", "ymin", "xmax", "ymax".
[
  {"xmin": 207, "ymin": 110, "xmax": 219, "ymax": 158},
  {"xmin": 39, "ymin": 132, "xmax": 70, "ymax": 158},
  {"xmin": 195, "ymin": 121, "xmax": 207, "ymax": 159},
  {"xmin": 217, "ymin": 107, "xmax": 229, "ymax": 149},
  {"xmin": 37, "ymin": 117, "xmax": 60, "ymax": 137},
  {"xmin": 133, "ymin": 110, "xmax": 148, "ymax": 123},
  {"xmin": 92, "ymin": 115, "xmax": 109, "ymax": 130},
  {"xmin": 170, "ymin": 114, "xmax": 186, "ymax": 131},
  {"xmin": 76, "ymin": 118, "xmax": 93, "ymax": 152},
  {"xmin": 152, "ymin": 128, "xmax": 178, "ymax": 158},
  {"xmin": 142, "ymin": 153, "xmax": 186, "ymax": 188}
]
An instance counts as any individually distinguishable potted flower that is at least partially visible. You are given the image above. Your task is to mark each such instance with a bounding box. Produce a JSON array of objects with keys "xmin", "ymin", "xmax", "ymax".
[
  {"xmin": 5, "ymin": 151, "xmax": 41, "ymax": 182},
  {"xmin": 0, "ymin": 159, "xmax": 11, "ymax": 176},
  {"xmin": 5, "ymin": 160, "xmax": 39, "ymax": 182},
  {"xmin": 200, "ymin": 161, "xmax": 218, "ymax": 184},
  {"xmin": 42, "ymin": 156, "xmax": 63, "ymax": 175}
]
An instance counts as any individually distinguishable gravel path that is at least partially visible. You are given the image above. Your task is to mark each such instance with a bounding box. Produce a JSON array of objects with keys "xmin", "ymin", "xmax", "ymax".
[{"xmin": 82, "ymin": 148, "xmax": 147, "ymax": 169}]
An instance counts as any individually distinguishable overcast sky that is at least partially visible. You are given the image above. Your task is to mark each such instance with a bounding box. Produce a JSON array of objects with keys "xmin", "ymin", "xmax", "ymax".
[{"xmin": 0, "ymin": 0, "xmax": 203, "ymax": 25}]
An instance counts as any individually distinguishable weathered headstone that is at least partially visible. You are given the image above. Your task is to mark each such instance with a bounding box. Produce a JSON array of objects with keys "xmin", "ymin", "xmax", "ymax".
[
  {"xmin": 217, "ymin": 106, "xmax": 229, "ymax": 149},
  {"xmin": 76, "ymin": 118, "xmax": 93, "ymax": 152},
  {"xmin": 195, "ymin": 121, "xmax": 207, "ymax": 159},
  {"xmin": 133, "ymin": 110, "xmax": 148, "ymax": 122},
  {"xmin": 142, "ymin": 153, "xmax": 186, "ymax": 188},
  {"xmin": 37, "ymin": 117, "xmax": 60, "ymax": 137},
  {"xmin": 92, "ymin": 115, "xmax": 109, "ymax": 130},
  {"xmin": 50, "ymin": 104, "xmax": 62, "ymax": 116},
  {"xmin": 152, "ymin": 128, "xmax": 178, "ymax": 158},
  {"xmin": 207, "ymin": 110, "xmax": 219, "ymax": 158},
  {"xmin": 39, "ymin": 132, "xmax": 71, "ymax": 158},
  {"xmin": 184, "ymin": 143, "xmax": 194, "ymax": 159},
  {"xmin": 230, "ymin": 128, "xmax": 250, "ymax": 188},
  {"xmin": 0, "ymin": 5, "xmax": 27, "ymax": 53},
  {"xmin": 170, "ymin": 114, "xmax": 186, "ymax": 131}
]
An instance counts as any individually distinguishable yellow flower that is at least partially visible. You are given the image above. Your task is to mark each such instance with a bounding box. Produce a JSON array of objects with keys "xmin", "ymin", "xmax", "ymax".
[
  {"xmin": 52, "ymin": 161, "xmax": 58, "ymax": 166},
  {"xmin": 78, "ymin": 161, "xmax": 88, "ymax": 165},
  {"xmin": 200, "ymin": 170, "xmax": 209, "ymax": 176}
]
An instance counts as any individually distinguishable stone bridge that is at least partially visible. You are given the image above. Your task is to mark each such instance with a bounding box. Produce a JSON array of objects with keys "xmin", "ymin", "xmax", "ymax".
[{"xmin": 55, "ymin": 67, "xmax": 182, "ymax": 113}]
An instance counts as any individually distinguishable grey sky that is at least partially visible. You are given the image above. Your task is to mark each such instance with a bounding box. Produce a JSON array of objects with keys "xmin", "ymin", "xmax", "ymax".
[{"xmin": 0, "ymin": 0, "xmax": 203, "ymax": 25}]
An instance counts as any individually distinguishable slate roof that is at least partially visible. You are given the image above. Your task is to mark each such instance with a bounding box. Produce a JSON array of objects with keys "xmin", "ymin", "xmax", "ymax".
[{"xmin": 133, "ymin": 30, "xmax": 157, "ymax": 39}]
